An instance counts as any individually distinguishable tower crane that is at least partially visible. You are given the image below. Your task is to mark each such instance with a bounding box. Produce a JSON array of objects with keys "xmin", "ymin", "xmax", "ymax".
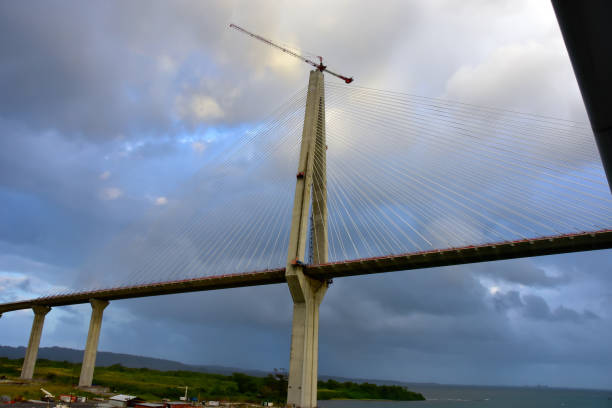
[{"xmin": 229, "ymin": 23, "xmax": 354, "ymax": 84}]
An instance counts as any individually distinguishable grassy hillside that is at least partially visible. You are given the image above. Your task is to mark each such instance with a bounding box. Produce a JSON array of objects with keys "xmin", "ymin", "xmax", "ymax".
[{"xmin": 0, "ymin": 358, "xmax": 424, "ymax": 403}]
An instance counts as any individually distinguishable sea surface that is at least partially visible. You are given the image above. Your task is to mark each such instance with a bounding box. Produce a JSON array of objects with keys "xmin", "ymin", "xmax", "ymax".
[{"xmin": 318, "ymin": 385, "xmax": 612, "ymax": 408}]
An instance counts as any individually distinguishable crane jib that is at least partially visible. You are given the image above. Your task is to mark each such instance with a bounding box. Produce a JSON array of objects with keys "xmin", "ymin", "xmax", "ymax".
[{"xmin": 229, "ymin": 23, "xmax": 353, "ymax": 84}]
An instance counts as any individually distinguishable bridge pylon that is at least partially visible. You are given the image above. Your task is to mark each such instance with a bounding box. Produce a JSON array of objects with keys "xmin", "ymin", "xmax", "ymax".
[
  {"xmin": 78, "ymin": 298, "xmax": 109, "ymax": 387},
  {"xmin": 20, "ymin": 305, "xmax": 51, "ymax": 380},
  {"xmin": 286, "ymin": 70, "xmax": 328, "ymax": 408}
]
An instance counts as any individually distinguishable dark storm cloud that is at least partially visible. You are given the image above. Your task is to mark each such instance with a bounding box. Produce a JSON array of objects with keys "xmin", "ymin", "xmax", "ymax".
[
  {"xmin": 521, "ymin": 294, "xmax": 599, "ymax": 323},
  {"xmin": 493, "ymin": 290, "xmax": 599, "ymax": 324},
  {"xmin": 325, "ymin": 267, "xmax": 488, "ymax": 319},
  {"xmin": 0, "ymin": 2, "xmax": 160, "ymax": 139},
  {"xmin": 120, "ymin": 285, "xmax": 292, "ymax": 330},
  {"xmin": 313, "ymin": 258, "xmax": 612, "ymax": 385},
  {"xmin": 0, "ymin": 1, "xmax": 230, "ymax": 140},
  {"xmin": 493, "ymin": 289, "xmax": 523, "ymax": 312}
]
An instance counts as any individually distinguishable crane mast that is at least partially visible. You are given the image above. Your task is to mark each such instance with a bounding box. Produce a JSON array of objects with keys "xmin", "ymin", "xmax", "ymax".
[{"xmin": 229, "ymin": 23, "xmax": 353, "ymax": 84}]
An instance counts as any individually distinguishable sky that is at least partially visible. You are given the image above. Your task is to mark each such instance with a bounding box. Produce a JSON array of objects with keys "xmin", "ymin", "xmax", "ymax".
[{"xmin": 1, "ymin": 0, "xmax": 611, "ymax": 390}]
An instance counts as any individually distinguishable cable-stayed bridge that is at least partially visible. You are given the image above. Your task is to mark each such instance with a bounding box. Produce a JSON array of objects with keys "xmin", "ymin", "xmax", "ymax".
[
  {"xmin": 1, "ymin": 81, "xmax": 609, "ymax": 308},
  {"xmin": 1, "ymin": 230, "xmax": 609, "ymax": 312},
  {"xmin": 3, "ymin": 34, "xmax": 612, "ymax": 408},
  {"xmin": 3, "ymin": 80, "xmax": 610, "ymax": 309}
]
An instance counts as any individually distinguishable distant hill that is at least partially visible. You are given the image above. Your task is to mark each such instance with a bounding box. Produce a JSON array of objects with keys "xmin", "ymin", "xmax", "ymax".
[
  {"xmin": 0, "ymin": 345, "xmax": 436, "ymax": 388},
  {"xmin": 0, "ymin": 345, "xmax": 269, "ymax": 377}
]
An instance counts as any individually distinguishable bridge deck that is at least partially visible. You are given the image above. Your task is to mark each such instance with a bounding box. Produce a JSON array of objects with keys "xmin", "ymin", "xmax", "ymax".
[
  {"xmin": 306, "ymin": 229, "xmax": 612, "ymax": 279},
  {"xmin": 1, "ymin": 230, "xmax": 610, "ymax": 314},
  {"xmin": 0, "ymin": 269, "xmax": 287, "ymax": 314}
]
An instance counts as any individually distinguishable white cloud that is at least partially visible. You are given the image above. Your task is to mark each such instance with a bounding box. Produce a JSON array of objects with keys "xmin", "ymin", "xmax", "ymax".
[
  {"xmin": 443, "ymin": 40, "xmax": 585, "ymax": 120},
  {"xmin": 192, "ymin": 141, "xmax": 206, "ymax": 153},
  {"xmin": 155, "ymin": 196, "xmax": 168, "ymax": 206},
  {"xmin": 99, "ymin": 170, "xmax": 111, "ymax": 180},
  {"xmin": 100, "ymin": 187, "xmax": 122, "ymax": 200}
]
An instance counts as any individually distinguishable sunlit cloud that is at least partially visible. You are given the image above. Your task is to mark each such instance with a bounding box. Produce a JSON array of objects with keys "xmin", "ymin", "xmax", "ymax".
[{"xmin": 177, "ymin": 95, "xmax": 224, "ymax": 121}]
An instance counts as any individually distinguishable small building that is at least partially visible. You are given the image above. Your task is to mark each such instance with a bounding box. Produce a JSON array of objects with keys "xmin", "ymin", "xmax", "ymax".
[
  {"xmin": 60, "ymin": 395, "xmax": 77, "ymax": 403},
  {"xmin": 164, "ymin": 402, "xmax": 192, "ymax": 408},
  {"xmin": 109, "ymin": 395, "xmax": 145, "ymax": 408},
  {"xmin": 134, "ymin": 403, "xmax": 164, "ymax": 408}
]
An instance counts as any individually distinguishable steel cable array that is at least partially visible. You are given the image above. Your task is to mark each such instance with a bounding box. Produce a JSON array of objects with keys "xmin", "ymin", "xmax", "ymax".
[
  {"xmin": 43, "ymin": 81, "xmax": 612, "ymax": 297},
  {"xmin": 318, "ymin": 81, "xmax": 611, "ymax": 262}
]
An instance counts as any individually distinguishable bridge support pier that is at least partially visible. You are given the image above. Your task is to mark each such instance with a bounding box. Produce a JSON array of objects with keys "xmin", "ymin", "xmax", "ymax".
[
  {"xmin": 78, "ymin": 299, "xmax": 108, "ymax": 387},
  {"xmin": 286, "ymin": 69, "xmax": 328, "ymax": 408},
  {"xmin": 21, "ymin": 305, "xmax": 51, "ymax": 380},
  {"xmin": 287, "ymin": 272, "xmax": 327, "ymax": 408}
]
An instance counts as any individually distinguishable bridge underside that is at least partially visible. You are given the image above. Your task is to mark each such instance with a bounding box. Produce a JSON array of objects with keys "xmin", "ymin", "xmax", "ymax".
[
  {"xmin": 306, "ymin": 229, "xmax": 612, "ymax": 279},
  {"xmin": 552, "ymin": 0, "xmax": 612, "ymax": 190},
  {"xmin": 0, "ymin": 229, "xmax": 610, "ymax": 314}
]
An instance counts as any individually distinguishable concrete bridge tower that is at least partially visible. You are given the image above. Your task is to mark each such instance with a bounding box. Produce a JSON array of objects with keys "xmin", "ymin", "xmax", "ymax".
[{"xmin": 285, "ymin": 69, "xmax": 328, "ymax": 408}]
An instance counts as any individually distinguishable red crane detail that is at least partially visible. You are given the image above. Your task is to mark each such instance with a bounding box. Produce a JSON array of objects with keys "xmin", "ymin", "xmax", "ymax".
[{"xmin": 230, "ymin": 23, "xmax": 354, "ymax": 84}]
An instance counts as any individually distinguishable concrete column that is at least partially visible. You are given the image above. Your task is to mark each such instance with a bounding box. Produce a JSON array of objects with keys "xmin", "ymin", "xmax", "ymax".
[
  {"xmin": 287, "ymin": 278, "xmax": 327, "ymax": 408},
  {"xmin": 21, "ymin": 305, "xmax": 51, "ymax": 380},
  {"xmin": 78, "ymin": 299, "xmax": 108, "ymax": 387},
  {"xmin": 286, "ymin": 70, "xmax": 328, "ymax": 408}
]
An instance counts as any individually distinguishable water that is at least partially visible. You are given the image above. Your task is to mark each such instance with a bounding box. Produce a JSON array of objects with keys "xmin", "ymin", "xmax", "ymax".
[{"xmin": 318, "ymin": 385, "xmax": 612, "ymax": 408}]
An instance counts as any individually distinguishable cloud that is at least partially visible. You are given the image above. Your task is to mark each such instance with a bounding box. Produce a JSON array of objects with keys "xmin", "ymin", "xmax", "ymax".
[
  {"xmin": 479, "ymin": 261, "xmax": 571, "ymax": 288},
  {"xmin": 521, "ymin": 294, "xmax": 599, "ymax": 323},
  {"xmin": 157, "ymin": 55, "xmax": 177, "ymax": 74},
  {"xmin": 443, "ymin": 40, "xmax": 586, "ymax": 120},
  {"xmin": 493, "ymin": 290, "xmax": 600, "ymax": 324},
  {"xmin": 99, "ymin": 171, "xmax": 111, "ymax": 180},
  {"xmin": 154, "ymin": 196, "xmax": 168, "ymax": 206},
  {"xmin": 0, "ymin": 275, "xmax": 30, "ymax": 294},
  {"xmin": 261, "ymin": 48, "xmax": 303, "ymax": 79},
  {"xmin": 0, "ymin": 254, "xmax": 74, "ymax": 303},
  {"xmin": 493, "ymin": 289, "xmax": 523, "ymax": 312},
  {"xmin": 177, "ymin": 95, "xmax": 225, "ymax": 122},
  {"xmin": 100, "ymin": 187, "xmax": 122, "ymax": 200},
  {"xmin": 192, "ymin": 141, "xmax": 206, "ymax": 153}
]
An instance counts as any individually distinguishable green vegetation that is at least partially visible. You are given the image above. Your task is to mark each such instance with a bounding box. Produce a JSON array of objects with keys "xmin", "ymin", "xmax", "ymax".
[
  {"xmin": 318, "ymin": 379, "xmax": 424, "ymax": 401},
  {"xmin": 0, "ymin": 357, "xmax": 424, "ymax": 403}
]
